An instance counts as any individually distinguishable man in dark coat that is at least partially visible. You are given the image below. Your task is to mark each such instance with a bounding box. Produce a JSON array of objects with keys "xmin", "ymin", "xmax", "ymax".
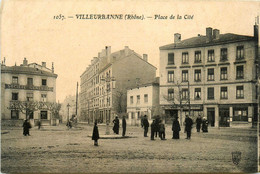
[
  {"xmin": 196, "ymin": 115, "xmax": 202, "ymax": 132},
  {"xmin": 122, "ymin": 116, "xmax": 127, "ymax": 136},
  {"xmin": 154, "ymin": 116, "xmax": 160, "ymax": 138},
  {"xmin": 23, "ymin": 119, "xmax": 31, "ymax": 136},
  {"xmin": 172, "ymin": 117, "xmax": 181, "ymax": 139},
  {"xmin": 112, "ymin": 116, "xmax": 119, "ymax": 134},
  {"xmin": 184, "ymin": 115, "xmax": 193, "ymax": 139},
  {"xmin": 143, "ymin": 115, "xmax": 149, "ymax": 137},
  {"xmin": 150, "ymin": 120, "xmax": 156, "ymax": 140},
  {"xmin": 92, "ymin": 122, "xmax": 99, "ymax": 146}
]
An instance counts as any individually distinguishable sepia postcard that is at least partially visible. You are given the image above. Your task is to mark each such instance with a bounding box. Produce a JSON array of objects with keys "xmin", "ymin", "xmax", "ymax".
[{"xmin": 1, "ymin": 0, "xmax": 260, "ymax": 173}]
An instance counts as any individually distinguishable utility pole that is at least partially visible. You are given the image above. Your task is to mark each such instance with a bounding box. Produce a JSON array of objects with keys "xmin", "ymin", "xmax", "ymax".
[{"xmin": 76, "ymin": 82, "xmax": 78, "ymax": 116}]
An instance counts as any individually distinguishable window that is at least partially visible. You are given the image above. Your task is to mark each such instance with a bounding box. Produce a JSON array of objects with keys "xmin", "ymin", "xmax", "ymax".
[
  {"xmin": 182, "ymin": 89, "xmax": 188, "ymax": 100},
  {"xmin": 11, "ymin": 110, "xmax": 19, "ymax": 119},
  {"xmin": 26, "ymin": 93, "xmax": 33, "ymax": 101},
  {"xmin": 12, "ymin": 93, "xmax": 18, "ymax": 100},
  {"xmin": 194, "ymin": 69, "xmax": 201, "ymax": 82},
  {"xmin": 207, "ymin": 87, "xmax": 214, "ymax": 100},
  {"xmin": 26, "ymin": 110, "xmax": 34, "ymax": 119},
  {"xmin": 236, "ymin": 65, "xmax": 244, "ymax": 79},
  {"xmin": 220, "ymin": 67, "xmax": 228, "ymax": 80},
  {"xmin": 208, "ymin": 50, "xmax": 215, "ymax": 62},
  {"xmin": 182, "ymin": 52, "xmax": 189, "ymax": 64},
  {"xmin": 168, "ymin": 71, "xmax": 174, "ymax": 82},
  {"xmin": 195, "ymin": 51, "xmax": 201, "ymax": 63},
  {"xmin": 182, "ymin": 70, "xmax": 188, "ymax": 82},
  {"xmin": 42, "ymin": 79, "xmax": 47, "ymax": 86},
  {"xmin": 12, "ymin": 76, "xmax": 18, "ymax": 84},
  {"xmin": 220, "ymin": 48, "xmax": 228, "ymax": 61},
  {"xmin": 207, "ymin": 68, "xmax": 214, "ymax": 81},
  {"xmin": 144, "ymin": 94, "xmax": 148, "ymax": 103},
  {"xmin": 233, "ymin": 108, "xmax": 248, "ymax": 121},
  {"xmin": 41, "ymin": 111, "xmax": 48, "ymax": 119},
  {"xmin": 130, "ymin": 96, "xmax": 133, "ymax": 104},
  {"xmin": 168, "ymin": 89, "xmax": 174, "ymax": 100},
  {"xmin": 236, "ymin": 46, "xmax": 244, "ymax": 60},
  {"xmin": 236, "ymin": 86, "xmax": 244, "ymax": 99},
  {"xmin": 137, "ymin": 95, "xmax": 140, "ymax": 104},
  {"xmin": 27, "ymin": 78, "xmax": 33, "ymax": 86},
  {"xmin": 41, "ymin": 94, "xmax": 47, "ymax": 102},
  {"xmin": 194, "ymin": 88, "xmax": 201, "ymax": 100},
  {"xmin": 168, "ymin": 53, "xmax": 174, "ymax": 65},
  {"xmin": 220, "ymin": 87, "xmax": 228, "ymax": 99}
]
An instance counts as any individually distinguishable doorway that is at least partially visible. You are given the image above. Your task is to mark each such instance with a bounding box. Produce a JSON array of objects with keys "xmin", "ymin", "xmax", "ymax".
[
  {"xmin": 207, "ymin": 108, "xmax": 215, "ymax": 127},
  {"xmin": 219, "ymin": 108, "xmax": 230, "ymax": 127}
]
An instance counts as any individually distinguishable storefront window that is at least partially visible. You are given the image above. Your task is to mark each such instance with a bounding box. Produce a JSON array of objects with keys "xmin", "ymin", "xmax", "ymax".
[{"xmin": 233, "ymin": 108, "xmax": 248, "ymax": 121}]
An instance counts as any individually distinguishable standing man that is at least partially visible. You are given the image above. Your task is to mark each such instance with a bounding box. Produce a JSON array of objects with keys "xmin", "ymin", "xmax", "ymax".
[
  {"xmin": 23, "ymin": 119, "xmax": 32, "ymax": 136},
  {"xmin": 122, "ymin": 116, "xmax": 127, "ymax": 136},
  {"xmin": 172, "ymin": 117, "xmax": 181, "ymax": 139},
  {"xmin": 196, "ymin": 115, "xmax": 202, "ymax": 132},
  {"xmin": 143, "ymin": 115, "xmax": 149, "ymax": 137},
  {"xmin": 184, "ymin": 115, "xmax": 193, "ymax": 139},
  {"xmin": 113, "ymin": 116, "xmax": 120, "ymax": 134},
  {"xmin": 150, "ymin": 120, "xmax": 156, "ymax": 140}
]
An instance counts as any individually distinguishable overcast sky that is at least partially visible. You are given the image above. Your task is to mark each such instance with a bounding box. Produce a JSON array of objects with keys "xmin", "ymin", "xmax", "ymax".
[{"xmin": 1, "ymin": 0, "xmax": 260, "ymax": 102}]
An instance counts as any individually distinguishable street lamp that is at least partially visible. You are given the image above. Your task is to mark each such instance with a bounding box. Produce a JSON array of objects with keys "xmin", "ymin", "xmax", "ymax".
[{"xmin": 67, "ymin": 103, "xmax": 70, "ymax": 122}]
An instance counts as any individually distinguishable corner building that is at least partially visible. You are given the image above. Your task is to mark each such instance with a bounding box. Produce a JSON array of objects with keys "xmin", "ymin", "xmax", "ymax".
[{"xmin": 159, "ymin": 26, "xmax": 258, "ymax": 127}]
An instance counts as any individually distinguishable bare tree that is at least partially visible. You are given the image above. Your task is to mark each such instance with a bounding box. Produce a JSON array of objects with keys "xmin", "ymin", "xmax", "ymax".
[
  {"xmin": 113, "ymin": 89, "xmax": 127, "ymax": 117},
  {"xmin": 9, "ymin": 101, "xmax": 41, "ymax": 119},
  {"xmin": 45, "ymin": 102, "xmax": 61, "ymax": 119}
]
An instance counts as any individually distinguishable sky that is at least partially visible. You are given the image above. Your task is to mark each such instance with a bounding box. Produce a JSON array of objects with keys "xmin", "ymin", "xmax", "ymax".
[{"xmin": 1, "ymin": 0, "xmax": 260, "ymax": 102}]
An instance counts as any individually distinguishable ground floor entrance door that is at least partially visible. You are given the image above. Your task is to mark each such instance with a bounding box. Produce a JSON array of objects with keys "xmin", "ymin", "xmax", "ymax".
[
  {"xmin": 219, "ymin": 108, "xmax": 230, "ymax": 127},
  {"xmin": 207, "ymin": 108, "xmax": 215, "ymax": 127}
]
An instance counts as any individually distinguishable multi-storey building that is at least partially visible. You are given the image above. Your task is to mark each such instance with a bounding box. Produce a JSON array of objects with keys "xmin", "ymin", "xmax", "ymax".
[
  {"xmin": 159, "ymin": 26, "xmax": 258, "ymax": 127},
  {"xmin": 1, "ymin": 58, "xmax": 57, "ymax": 125},
  {"xmin": 80, "ymin": 46, "xmax": 157, "ymax": 123},
  {"xmin": 126, "ymin": 77, "xmax": 160, "ymax": 126}
]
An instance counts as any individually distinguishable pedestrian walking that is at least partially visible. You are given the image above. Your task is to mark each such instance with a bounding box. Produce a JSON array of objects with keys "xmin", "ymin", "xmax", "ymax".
[
  {"xmin": 196, "ymin": 115, "xmax": 202, "ymax": 132},
  {"xmin": 112, "ymin": 116, "xmax": 119, "ymax": 134},
  {"xmin": 92, "ymin": 122, "xmax": 99, "ymax": 146},
  {"xmin": 150, "ymin": 120, "xmax": 156, "ymax": 140},
  {"xmin": 184, "ymin": 115, "xmax": 193, "ymax": 140},
  {"xmin": 122, "ymin": 116, "xmax": 126, "ymax": 136},
  {"xmin": 159, "ymin": 120, "xmax": 166, "ymax": 140},
  {"xmin": 172, "ymin": 117, "xmax": 181, "ymax": 139},
  {"xmin": 202, "ymin": 117, "xmax": 209, "ymax": 133},
  {"xmin": 142, "ymin": 115, "xmax": 149, "ymax": 137},
  {"xmin": 23, "ymin": 119, "xmax": 31, "ymax": 136}
]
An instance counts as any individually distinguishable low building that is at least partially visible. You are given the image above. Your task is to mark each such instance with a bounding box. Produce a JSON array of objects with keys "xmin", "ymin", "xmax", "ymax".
[
  {"xmin": 126, "ymin": 78, "xmax": 160, "ymax": 126},
  {"xmin": 1, "ymin": 58, "xmax": 58, "ymax": 126},
  {"xmin": 159, "ymin": 25, "xmax": 258, "ymax": 127}
]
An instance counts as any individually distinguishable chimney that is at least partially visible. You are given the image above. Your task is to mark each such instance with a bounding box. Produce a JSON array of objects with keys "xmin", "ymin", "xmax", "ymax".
[
  {"xmin": 143, "ymin": 54, "xmax": 148, "ymax": 62},
  {"xmin": 206, "ymin": 27, "xmax": 213, "ymax": 42},
  {"xmin": 98, "ymin": 52, "xmax": 101, "ymax": 58},
  {"xmin": 42, "ymin": 62, "xmax": 46, "ymax": 68},
  {"xmin": 23, "ymin": 58, "xmax": 28, "ymax": 66},
  {"xmin": 52, "ymin": 62, "xmax": 54, "ymax": 73},
  {"xmin": 105, "ymin": 46, "xmax": 111, "ymax": 56},
  {"xmin": 124, "ymin": 46, "xmax": 130, "ymax": 56},
  {"xmin": 213, "ymin": 29, "xmax": 220, "ymax": 40},
  {"xmin": 174, "ymin": 33, "xmax": 181, "ymax": 43},
  {"xmin": 254, "ymin": 24, "xmax": 258, "ymax": 39}
]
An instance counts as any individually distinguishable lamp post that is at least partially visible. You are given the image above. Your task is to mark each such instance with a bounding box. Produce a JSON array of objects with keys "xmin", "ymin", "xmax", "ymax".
[{"xmin": 67, "ymin": 103, "xmax": 70, "ymax": 122}]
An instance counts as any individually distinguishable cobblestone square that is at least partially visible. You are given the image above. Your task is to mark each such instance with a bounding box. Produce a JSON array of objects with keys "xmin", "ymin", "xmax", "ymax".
[{"xmin": 1, "ymin": 124, "xmax": 257, "ymax": 173}]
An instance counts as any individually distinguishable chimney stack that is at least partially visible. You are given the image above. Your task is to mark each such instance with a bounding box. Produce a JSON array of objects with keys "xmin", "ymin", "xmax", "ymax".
[
  {"xmin": 42, "ymin": 62, "xmax": 46, "ymax": 68},
  {"xmin": 254, "ymin": 24, "xmax": 258, "ymax": 39},
  {"xmin": 125, "ymin": 46, "xmax": 129, "ymax": 56},
  {"xmin": 174, "ymin": 33, "xmax": 181, "ymax": 43},
  {"xmin": 206, "ymin": 27, "xmax": 213, "ymax": 42},
  {"xmin": 52, "ymin": 62, "xmax": 54, "ymax": 73},
  {"xmin": 143, "ymin": 54, "xmax": 148, "ymax": 62},
  {"xmin": 23, "ymin": 58, "xmax": 28, "ymax": 66},
  {"xmin": 105, "ymin": 46, "xmax": 111, "ymax": 56},
  {"xmin": 213, "ymin": 29, "xmax": 220, "ymax": 40}
]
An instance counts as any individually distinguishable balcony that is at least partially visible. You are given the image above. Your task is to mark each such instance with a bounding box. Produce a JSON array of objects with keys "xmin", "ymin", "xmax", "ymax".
[{"xmin": 5, "ymin": 83, "xmax": 53, "ymax": 92}]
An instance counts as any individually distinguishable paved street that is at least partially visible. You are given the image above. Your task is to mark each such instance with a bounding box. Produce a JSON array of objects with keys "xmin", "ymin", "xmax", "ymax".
[{"xmin": 1, "ymin": 123, "xmax": 257, "ymax": 173}]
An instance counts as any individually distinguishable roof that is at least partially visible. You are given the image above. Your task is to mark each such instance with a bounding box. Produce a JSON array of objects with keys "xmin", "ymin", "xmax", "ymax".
[
  {"xmin": 1, "ymin": 65, "xmax": 58, "ymax": 78},
  {"xmin": 159, "ymin": 33, "xmax": 257, "ymax": 50}
]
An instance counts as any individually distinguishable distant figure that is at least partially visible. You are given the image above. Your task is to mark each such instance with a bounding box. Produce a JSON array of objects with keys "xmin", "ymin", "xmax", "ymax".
[
  {"xmin": 172, "ymin": 117, "xmax": 181, "ymax": 139},
  {"xmin": 196, "ymin": 115, "xmax": 202, "ymax": 132},
  {"xmin": 184, "ymin": 115, "xmax": 193, "ymax": 140},
  {"xmin": 150, "ymin": 120, "xmax": 156, "ymax": 140},
  {"xmin": 92, "ymin": 122, "xmax": 100, "ymax": 146},
  {"xmin": 159, "ymin": 120, "xmax": 166, "ymax": 140},
  {"xmin": 36, "ymin": 120, "xmax": 42, "ymax": 130},
  {"xmin": 122, "ymin": 116, "xmax": 127, "ymax": 136},
  {"xmin": 66, "ymin": 120, "xmax": 72, "ymax": 129},
  {"xmin": 142, "ymin": 115, "xmax": 149, "ymax": 137},
  {"xmin": 154, "ymin": 116, "xmax": 160, "ymax": 138},
  {"xmin": 113, "ymin": 116, "xmax": 120, "ymax": 134},
  {"xmin": 23, "ymin": 119, "xmax": 31, "ymax": 136},
  {"xmin": 202, "ymin": 117, "xmax": 209, "ymax": 133}
]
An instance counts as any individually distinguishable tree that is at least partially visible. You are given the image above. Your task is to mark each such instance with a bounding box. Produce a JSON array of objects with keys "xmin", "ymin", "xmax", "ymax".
[
  {"xmin": 113, "ymin": 89, "xmax": 127, "ymax": 117},
  {"xmin": 45, "ymin": 102, "xmax": 61, "ymax": 119}
]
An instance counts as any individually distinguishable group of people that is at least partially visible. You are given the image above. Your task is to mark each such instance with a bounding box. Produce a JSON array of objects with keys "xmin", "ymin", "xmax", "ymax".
[{"xmin": 196, "ymin": 115, "xmax": 209, "ymax": 133}]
